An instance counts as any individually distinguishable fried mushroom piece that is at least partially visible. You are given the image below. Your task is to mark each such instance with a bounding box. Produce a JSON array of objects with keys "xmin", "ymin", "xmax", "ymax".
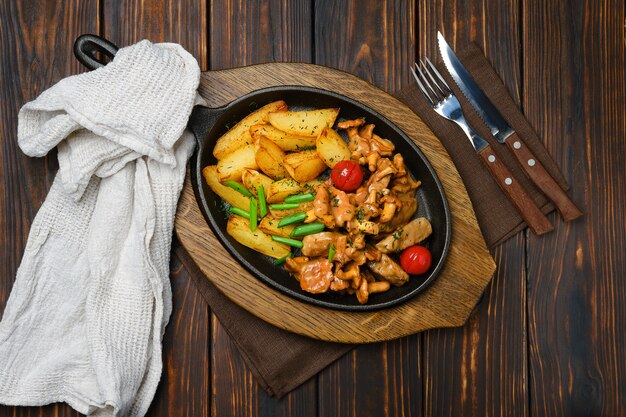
[
  {"xmin": 375, "ymin": 217, "xmax": 433, "ymax": 254},
  {"xmin": 367, "ymin": 253, "xmax": 409, "ymax": 286},
  {"xmin": 301, "ymin": 232, "xmax": 339, "ymax": 256},
  {"xmin": 285, "ymin": 257, "xmax": 334, "ymax": 294}
]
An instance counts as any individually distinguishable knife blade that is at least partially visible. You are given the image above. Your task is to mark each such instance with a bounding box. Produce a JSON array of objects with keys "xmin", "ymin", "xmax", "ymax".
[{"xmin": 437, "ymin": 31, "xmax": 582, "ymax": 222}]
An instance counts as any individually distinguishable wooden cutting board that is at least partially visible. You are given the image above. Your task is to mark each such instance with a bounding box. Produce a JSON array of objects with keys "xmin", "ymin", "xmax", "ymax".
[{"xmin": 174, "ymin": 63, "xmax": 496, "ymax": 343}]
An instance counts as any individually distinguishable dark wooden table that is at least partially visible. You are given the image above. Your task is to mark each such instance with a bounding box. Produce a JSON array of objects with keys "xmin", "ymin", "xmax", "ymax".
[{"xmin": 1, "ymin": 1, "xmax": 624, "ymax": 416}]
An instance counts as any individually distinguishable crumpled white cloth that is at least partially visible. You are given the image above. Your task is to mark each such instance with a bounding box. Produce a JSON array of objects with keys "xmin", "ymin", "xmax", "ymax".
[{"xmin": 0, "ymin": 40, "xmax": 202, "ymax": 416}]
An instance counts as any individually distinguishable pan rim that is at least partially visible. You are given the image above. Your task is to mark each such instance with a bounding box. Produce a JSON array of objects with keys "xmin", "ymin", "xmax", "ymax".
[{"xmin": 190, "ymin": 85, "xmax": 452, "ymax": 311}]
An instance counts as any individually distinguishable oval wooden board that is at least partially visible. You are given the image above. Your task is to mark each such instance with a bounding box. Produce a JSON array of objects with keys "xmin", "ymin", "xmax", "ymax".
[{"xmin": 175, "ymin": 63, "xmax": 496, "ymax": 343}]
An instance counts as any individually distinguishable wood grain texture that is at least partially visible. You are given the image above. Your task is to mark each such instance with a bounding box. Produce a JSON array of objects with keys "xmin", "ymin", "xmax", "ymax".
[
  {"xmin": 313, "ymin": 3, "xmax": 421, "ymax": 416},
  {"xmin": 317, "ymin": 334, "xmax": 422, "ymax": 417},
  {"xmin": 524, "ymin": 0, "xmax": 626, "ymax": 415},
  {"xmin": 175, "ymin": 62, "xmax": 495, "ymax": 343},
  {"xmin": 103, "ymin": 2, "xmax": 212, "ymax": 417},
  {"xmin": 211, "ymin": 315, "xmax": 318, "ymax": 417},
  {"xmin": 103, "ymin": 0, "xmax": 208, "ymax": 70},
  {"xmin": 315, "ymin": 0, "xmax": 415, "ymax": 94},
  {"xmin": 207, "ymin": 2, "xmax": 315, "ymax": 415},
  {"xmin": 418, "ymin": 1, "xmax": 529, "ymax": 416},
  {"xmin": 0, "ymin": 0, "xmax": 98, "ymax": 415},
  {"xmin": 210, "ymin": 0, "xmax": 312, "ymax": 69}
]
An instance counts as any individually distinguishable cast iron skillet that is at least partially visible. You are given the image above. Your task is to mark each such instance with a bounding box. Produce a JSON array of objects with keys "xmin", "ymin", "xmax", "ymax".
[{"xmin": 74, "ymin": 34, "xmax": 452, "ymax": 311}]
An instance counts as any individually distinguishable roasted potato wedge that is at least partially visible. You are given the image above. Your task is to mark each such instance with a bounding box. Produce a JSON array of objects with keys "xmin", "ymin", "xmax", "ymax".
[
  {"xmin": 258, "ymin": 216, "xmax": 299, "ymax": 239},
  {"xmin": 250, "ymin": 124, "xmax": 317, "ymax": 151},
  {"xmin": 316, "ymin": 127, "xmax": 351, "ymax": 168},
  {"xmin": 283, "ymin": 150, "xmax": 327, "ymax": 182},
  {"xmin": 213, "ymin": 100, "xmax": 287, "ymax": 160},
  {"xmin": 266, "ymin": 178, "xmax": 303, "ymax": 203},
  {"xmin": 267, "ymin": 108, "xmax": 340, "ymax": 137},
  {"xmin": 202, "ymin": 166, "xmax": 249, "ymax": 211},
  {"xmin": 241, "ymin": 169, "xmax": 273, "ymax": 196},
  {"xmin": 255, "ymin": 136, "xmax": 288, "ymax": 179},
  {"xmin": 226, "ymin": 215, "xmax": 290, "ymax": 259},
  {"xmin": 266, "ymin": 178, "xmax": 325, "ymax": 203},
  {"xmin": 216, "ymin": 144, "xmax": 258, "ymax": 182},
  {"xmin": 269, "ymin": 202, "xmax": 314, "ymax": 219}
]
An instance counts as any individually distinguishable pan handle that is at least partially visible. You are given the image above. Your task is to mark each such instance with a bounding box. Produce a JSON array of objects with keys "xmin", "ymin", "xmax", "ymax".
[
  {"xmin": 188, "ymin": 105, "xmax": 227, "ymax": 148},
  {"xmin": 74, "ymin": 34, "xmax": 119, "ymax": 70}
]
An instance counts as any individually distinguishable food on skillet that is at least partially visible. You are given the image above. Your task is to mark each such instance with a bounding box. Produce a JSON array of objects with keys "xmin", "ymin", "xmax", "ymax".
[{"xmin": 203, "ymin": 100, "xmax": 433, "ymax": 304}]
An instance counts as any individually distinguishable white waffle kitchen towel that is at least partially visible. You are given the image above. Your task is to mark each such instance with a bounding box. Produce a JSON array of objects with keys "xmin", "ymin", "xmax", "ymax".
[{"xmin": 0, "ymin": 40, "xmax": 202, "ymax": 416}]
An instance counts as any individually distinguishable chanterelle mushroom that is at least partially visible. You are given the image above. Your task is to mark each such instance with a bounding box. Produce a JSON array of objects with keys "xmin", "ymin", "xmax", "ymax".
[
  {"xmin": 285, "ymin": 257, "xmax": 334, "ymax": 294},
  {"xmin": 367, "ymin": 253, "xmax": 409, "ymax": 286},
  {"xmin": 375, "ymin": 217, "xmax": 433, "ymax": 254}
]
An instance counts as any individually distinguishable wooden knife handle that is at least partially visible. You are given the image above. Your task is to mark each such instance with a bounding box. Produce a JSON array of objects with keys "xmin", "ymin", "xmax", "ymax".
[
  {"xmin": 478, "ymin": 144, "xmax": 554, "ymax": 235},
  {"xmin": 504, "ymin": 132, "xmax": 583, "ymax": 221}
]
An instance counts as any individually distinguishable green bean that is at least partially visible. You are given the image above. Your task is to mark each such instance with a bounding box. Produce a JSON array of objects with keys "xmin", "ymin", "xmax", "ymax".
[
  {"xmin": 223, "ymin": 180, "xmax": 252, "ymax": 197},
  {"xmin": 291, "ymin": 222, "xmax": 325, "ymax": 237},
  {"xmin": 284, "ymin": 193, "xmax": 315, "ymax": 204},
  {"xmin": 249, "ymin": 198, "xmax": 258, "ymax": 231},
  {"xmin": 277, "ymin": 212, "xmax": 307, "ymax": 227},
  {"xmin": 229, "ymin": 207, "xmax": 250, "ymax": 219},
  {"xmin": 328, "ymin": 245, "xmax": 336, "ymax": 262},
  {"xmin": 274, "ymin": 253, "xmax": 293, "ymax": 265},
  {"xmin": 269, "ymin": 203, "xmax": 300, "ymax": 210},
  {"xmin": 257, "ymin": 186, "xmax": 267, "ymax": 218},
  {"xmin": 271, "ymin": 235, "xmax": 304, "ymax": 248}
]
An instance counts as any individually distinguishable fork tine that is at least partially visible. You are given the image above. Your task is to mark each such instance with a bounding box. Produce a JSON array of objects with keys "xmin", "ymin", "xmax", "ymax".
[
  {"xmin": 424, "ymin": 57, "xmax": 452, "ymax": 93},
  {"xmin": 420, "ymin": 58, "xmax": 447, "ymax": 98},
  {"xmin": 410, "ymin": 64, "xmax": 436, "ymax": 106},
  {"xmin": 414, "ymin": 62, "xmax": 441, "ymax": 102}
]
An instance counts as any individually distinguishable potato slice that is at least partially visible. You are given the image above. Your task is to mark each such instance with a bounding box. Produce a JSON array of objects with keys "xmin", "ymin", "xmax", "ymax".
[
  {"xmin": 202, "ymin": 166, "xmax": 249, "ymax": 211},
  {"xmin": 241, "ymin": 169, "xmax": 273, "ymax": 196},
  {"xmin": 226, "ymin": 215, "xmax": 290, "ymax": 259},
  {"xmin": 266, "ymin": 178, "xmax": 303, "ymax": 203},
  {"xmin": 269, "ymin": 202, "xmax": 314, "ymax": 219},
  {"xmin": 250, "ymin": 124, "xmax": 316, "ymax": 151},
  {"xmin": 316, "ymin": 127, "xmax": 351, "ymax": 168},
  {"xmin": 216, "ymin": 144, "xmax": 258, "ymax": 182},
  {"xmin": 255, "ymin": 136, "xmax": 288, "ymax": 179},
  {"xmin": 266, "ymin": 178, "xmax": 326, "ymax": 203},
  {"xmin": 258, "ymin": 216, "xmax": 299, "ymax": 239},
  {"xmin": 267, "ymin": 108, "xmax": 340, "ymax": 137},
  {"xmin": 283, "ymin": 150, "xmax": 327, "ymax": 182},
  {"xmin": 213, "ymin": 100, "xmax": 287, "ymax": 160}
]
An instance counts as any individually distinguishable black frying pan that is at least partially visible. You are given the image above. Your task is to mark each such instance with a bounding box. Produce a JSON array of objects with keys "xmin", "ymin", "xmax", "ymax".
[{"xmin": 74, "ymin": 35, "xmax": 452, "ymax": 311}]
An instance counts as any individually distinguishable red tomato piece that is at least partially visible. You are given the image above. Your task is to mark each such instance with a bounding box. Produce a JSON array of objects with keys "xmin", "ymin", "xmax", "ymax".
[
  {"xmin": 399, "ymin": 245, "xmax": 432, "ymax": 275},
  {"xmin": 330, "ymin": 160, "xmax": 363, "ymax": 192}
]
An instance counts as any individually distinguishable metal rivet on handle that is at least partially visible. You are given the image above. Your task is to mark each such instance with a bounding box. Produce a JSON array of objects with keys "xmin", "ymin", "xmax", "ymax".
[
  {"xmin": 514, "ymin": 141, "xmax": 521, "ymax": 149},
  {"xmin": 504, "ymin": 177, "xmax": 513, "ymax": 185},
  {"xmin": 488, "ymin": 155, "xmax": 496, "ymax": 163},
  {"xmin": 528, "ymin": 159, "xmax": 536, "ymax": 166}
]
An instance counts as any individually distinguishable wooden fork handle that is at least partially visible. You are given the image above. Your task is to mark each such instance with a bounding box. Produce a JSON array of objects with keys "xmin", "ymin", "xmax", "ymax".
[
  {"xmin": 504, "ymin": 132, "xmax": 583, "ymax": 221},
  {"xmin": 478, "ymin": 144, "xmax": 554, "ymax": 235}
]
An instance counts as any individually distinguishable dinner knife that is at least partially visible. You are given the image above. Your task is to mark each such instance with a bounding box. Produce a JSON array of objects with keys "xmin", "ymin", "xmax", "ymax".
[{"xmin": 437, "ymin": 32, "xmax": 583, "ymax": 222}]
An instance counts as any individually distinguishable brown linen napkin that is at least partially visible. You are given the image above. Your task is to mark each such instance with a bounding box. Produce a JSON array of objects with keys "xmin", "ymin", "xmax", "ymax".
[
  {"xmin": 175, "ymin": 42, "xmax": 571, "ymax": 397},
  {"xmin": 397, "ymin": 43, "xmax": 569, "ymax": 247}
]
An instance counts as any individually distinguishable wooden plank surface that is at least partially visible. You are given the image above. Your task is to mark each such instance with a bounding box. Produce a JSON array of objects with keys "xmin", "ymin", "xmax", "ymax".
[
  {"xmin": 418, "ymin": 2, "xmax": 528, "ymax": 416},
  {"xmin": 313, "ymin": 1, "xmax": 422, "ymax": 416},
  {"xmin": 0, "ymin": 0, "xmax": 99, "ymax": 416},
  {"xmin": 523, "ymin": 0, "xmax": 626, "ymax": 415},
  {"xmin": 208, "ymin": 2, "xmax": 316, "ymax": 416},
  {"xmin": 0, "ymin": 0, "xmax": 624, "ymax": 416}
]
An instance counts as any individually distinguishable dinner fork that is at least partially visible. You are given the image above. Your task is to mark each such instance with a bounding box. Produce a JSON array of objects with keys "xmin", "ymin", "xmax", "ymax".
[{"xmin": 411, "ymin": 58, "xmax": 553, "ymax": 235}]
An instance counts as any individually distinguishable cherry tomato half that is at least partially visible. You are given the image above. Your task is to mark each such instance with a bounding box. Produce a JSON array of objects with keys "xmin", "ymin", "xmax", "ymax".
[
  {"xmin": 330, "ymin": 160, "xmax": 363, "ymax": 192},
  {"xmin": 399, "ymin": 245, "xmax": 432, "ymax": 275}
]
